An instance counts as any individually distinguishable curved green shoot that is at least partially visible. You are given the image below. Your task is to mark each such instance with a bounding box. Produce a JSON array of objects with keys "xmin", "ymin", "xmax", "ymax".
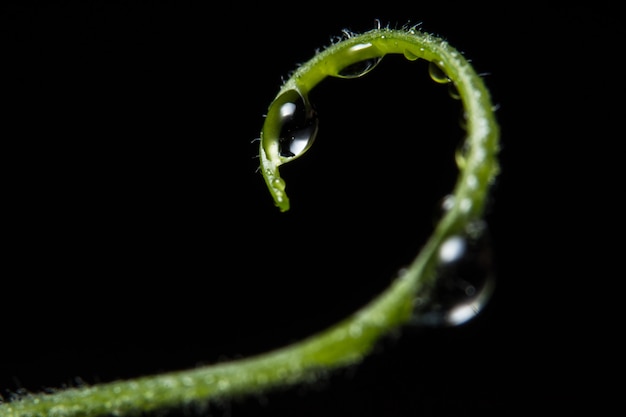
[
  {"xmin": 0, "ymin": 26, "xmax": 499, "ymax": 417},
  {"xmin": 260, "ymin": 27, "xmax": 499, "ymax": 215}
]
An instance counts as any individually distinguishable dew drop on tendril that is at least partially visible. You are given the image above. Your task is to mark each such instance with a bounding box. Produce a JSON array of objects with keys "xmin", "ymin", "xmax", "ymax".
[
  {"xmin": 455, "ymin": 141, "xmax": 470, "ymax": 169},
  {"xmin": 458, "ymin": 109, "xmax": 468, "ymax": 131},
  {"xmin": 335, "ymin": 43, "xmax": 383, "ymax": 78},
  {"xmin": 267, "ymin": 89, "xmax": 319, "ymax": 158},
  {"xmin": 336, "ymin": 57, "xmax": 382, "ymax": 78},
  {"xmin": 432, "ymin": 194, "xmax": 456, "ymax": 225},
  {"xmin": 448, "ymin": 82, "xmax": 461, "ymax": 100},
  {"xmin": 412, "ymin": 222, "xmax": 495, "ymax": 327},
  {"xmin": 428, "ymin": 61, "xmax": 451, "ymax": 84},
  {"xmin": 403, "ymin": 49, "xmax": 420, "ymax": 61}
]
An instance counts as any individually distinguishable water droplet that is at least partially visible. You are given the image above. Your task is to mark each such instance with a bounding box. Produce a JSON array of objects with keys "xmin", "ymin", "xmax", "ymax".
[
  {"xmin": 349, "ymin": 323, "xmax": 363, "ymax": 338},
  {"xmin": 396, "ymin": 266, "xmax": 409, "ymax": 278},
  {"xmin": 455, "ymin": 141, "xmax": 470, "ymax": 169},
  {"xmin": 440, "ymin": 194, "xmax": 456, "ymax": 212},
  {"xmin": 447, "ymin": 82, "xmax": 461, "ymax": 100},
  {"xmin": 432, "ymin": 194, "xmax": 455, "ymax": 225},
  {"xmin": 403, "ymin": 49, "xmax": 420, "ymax": 61},
  {"xmin": 335, "ymin": 43, "xmax": 383, "ymax": 78},
  {"xmin": 267, "ymin": 89, "xmax": 319, "ymax": 158},
  {"xmin": 466, "ymin": 174, "xmax": 478, "ymax": 190},
  {"xmin": 412, "ymin": 225, "xmax": 495, "ymax": 327},
  {"xmin": 459, "ymin": 197, "xmax": 472, "ymax": 213},
  {"xmin": 458, "ymin": 109, "xmax": 468, "ymax": 130},
  {"xmin": 337, "ymin": 57, "xmax": 382, "ymax": 78},
  {"xmin": 272, "ymin": 177, "xmax": 286, "ymax": 191},
  {"xmin": 428, "ymin": 61, "xmax": 451, "ymax": 84}
]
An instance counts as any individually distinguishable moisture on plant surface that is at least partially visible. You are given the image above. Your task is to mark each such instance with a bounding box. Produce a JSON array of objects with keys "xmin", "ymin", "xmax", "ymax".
[{"xmin": 1, "ymin": 24, "xmax": 499, "ymax": 417}]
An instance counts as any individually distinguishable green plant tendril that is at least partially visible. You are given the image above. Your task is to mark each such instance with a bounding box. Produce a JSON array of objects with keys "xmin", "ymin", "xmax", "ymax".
[{"xmin": 0, "ymin": 26, "xmax": 499, "ymax": 417}]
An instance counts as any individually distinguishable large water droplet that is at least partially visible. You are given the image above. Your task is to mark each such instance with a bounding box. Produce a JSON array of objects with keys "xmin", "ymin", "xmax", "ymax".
[
  {"xmin": 268, "ymin": 90, "xmax": 319, "ymax": 158},
  {"xmin": 335, "ymin": 43, "xmax": 383, "ymax": 78},
  {"xmin": 412, "ymin": 223, "xmax": 495, "ymax": 327}
]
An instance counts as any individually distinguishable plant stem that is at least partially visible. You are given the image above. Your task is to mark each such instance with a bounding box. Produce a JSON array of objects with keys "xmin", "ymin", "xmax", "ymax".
[{"xmin": 0, "ymin": 26, "xmax": 499, "ymax": 417}]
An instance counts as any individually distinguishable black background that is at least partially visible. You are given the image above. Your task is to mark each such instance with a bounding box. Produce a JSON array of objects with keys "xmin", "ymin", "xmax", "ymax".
[{"xmin": 1, "ymin": 2, "xmax": 620, "ymax": 416}]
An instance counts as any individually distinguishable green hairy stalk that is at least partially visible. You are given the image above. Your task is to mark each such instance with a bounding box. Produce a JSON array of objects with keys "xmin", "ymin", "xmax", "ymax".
[{"xmin": 0, "ymin": 25, "xmax": 499, "ymax": 417}]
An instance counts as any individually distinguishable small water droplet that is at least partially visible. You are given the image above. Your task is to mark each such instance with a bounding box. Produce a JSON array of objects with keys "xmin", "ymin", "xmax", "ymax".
[
  {"xmin": 458, "ymin": 109, "xmax": 468, "ymax": 130},
  {"xmin": 455, "ymin": 141, "xmax": 470, "ymax": 169},
  {"xmin": 440, "ymin": 194, "xmax": 456, "ymax": 212},
  {"xmin": 349, "ymin": 323, "xmax": 363, "ymax": 338},
  {"xmin": 447, "ymin": 82, "xmax": 461, "ymax": 100},
  {"xmin": 412, "ymin": 225, "xmax": 495, "ymax": 327},
  {"xmin": 337, "ymin": 57, "xmax": 382, "ymax": 78},
  {"xmin": 272, "ymin": 177, "xmax": 286, "ymax": 191},
  {"xmin": 335, "ymin": 43, "xmax": 383, "ymax": 78},
  {"xmin": 267, "ymin": 90, "xmax": 319, "ymax": 158},
  {"xmin": 403, "ymin": 49, "xmax": 420, "ymax": 61},
  {"xmin": 428, "ymin": 61, "xmax": 451, "ymax": 84},
  {"xmin": 432, "ymin": 194, "xmax": 455, "ymax": 225},
  {"xmin": 397, "ymin": 266, "xmax": 409, "ymax": 277},
  {"xmin": 466, "ymin": 174, "xmax": 478, "ymax": 190},
  {"xmin": 459, "ymin": 197, "xmax": 473, "ymax": 213}
]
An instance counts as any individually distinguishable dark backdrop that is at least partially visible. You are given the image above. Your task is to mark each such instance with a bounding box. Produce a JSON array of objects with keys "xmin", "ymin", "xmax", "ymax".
[{"xmin": 1, "ymin": 2, "xmax": 619, "ymax": 416}]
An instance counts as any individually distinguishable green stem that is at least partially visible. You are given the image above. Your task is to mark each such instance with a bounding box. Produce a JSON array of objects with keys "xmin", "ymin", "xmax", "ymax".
[{"xmin": 0, "ymin": 26, "xmax": 499, "ymax": 417}]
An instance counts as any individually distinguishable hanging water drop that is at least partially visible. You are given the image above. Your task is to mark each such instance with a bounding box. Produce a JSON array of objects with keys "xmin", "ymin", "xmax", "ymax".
[
  {"xmin": 428, "ymin": 61, "xmax": 451, "ymax": 84},
  {"xmin": 411, "ymin": 223, "xmax": 495, "ymax": 327},
  {"xmin": 266, "ymin": 89, "xmax": 319, "ymax": 159},
  {"xmin": 455, "ymin": 141, "xmax": 470, "ymax": 169},
  {"xmin": 458, "ymin": 108, "xmax": 468, "ymax": 131},
  {"xmin": 403, "ymin": 49, "xmax": 420, "ymax": 61},
  {"xmin": 337, "ymin": 57, "xmax": 382, "ymax": 78},
  {"xmin": 335, "ymin": 43, "xmax": 383, "ymax": 78},
  {"xmin": 447, "ymin": 82, "xmax": 461, "ymax": 100}
]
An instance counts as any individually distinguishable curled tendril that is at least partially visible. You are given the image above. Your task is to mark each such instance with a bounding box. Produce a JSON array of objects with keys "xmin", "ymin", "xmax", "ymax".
[
  {"xmin": 0, "ymin": 26, "xmax": 499, "ymax": 417},
  {"xmin": 260, "ymin": 27, "xmax": 499, "ymax": 215}
]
